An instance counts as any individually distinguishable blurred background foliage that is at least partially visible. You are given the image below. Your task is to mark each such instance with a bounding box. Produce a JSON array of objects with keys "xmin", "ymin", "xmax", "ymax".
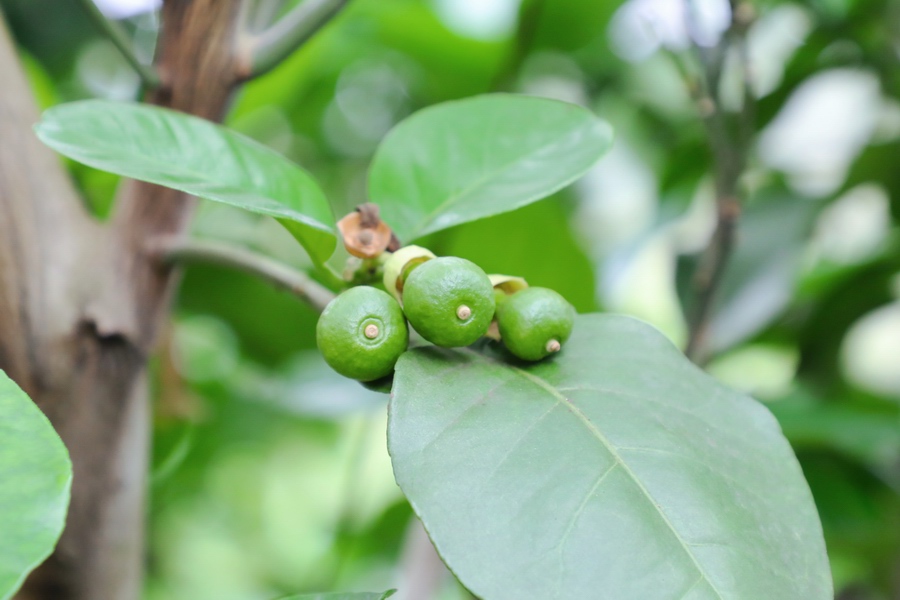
[{"xmin": 3, "ymin": 0, "xmax": 900, "ymax": 598}]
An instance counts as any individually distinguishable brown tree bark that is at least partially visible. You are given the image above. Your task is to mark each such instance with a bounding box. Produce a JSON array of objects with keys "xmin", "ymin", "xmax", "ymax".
[{"xmin": 0, "ymin": 2, "xmax": 244, "ymax": 598}]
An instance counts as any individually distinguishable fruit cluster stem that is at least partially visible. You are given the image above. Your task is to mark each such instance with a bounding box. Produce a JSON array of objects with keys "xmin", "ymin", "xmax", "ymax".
[{"xmin": 159, "ymin": 237, "xmax": 336, "ymax": 313}]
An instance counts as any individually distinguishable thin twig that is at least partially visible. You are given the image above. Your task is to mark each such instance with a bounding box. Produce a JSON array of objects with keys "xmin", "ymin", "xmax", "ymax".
[
  {"xmin": 734, "ymin": 1, "xmax": 758, "ymax": 152},
  {"xmin": 159, "ymin": 238, "xmax": 336, "ymax": 312},
  {"xmin": 77, "ymin": 0, "xmax": 160, "ymax": 88},
  {"xmin": 683, "ymin": 1, "xmax": 756, "ymax": 364},
  {"xmin": 240, "ymin": 0, "xmax": 350, "ymax": 81}
]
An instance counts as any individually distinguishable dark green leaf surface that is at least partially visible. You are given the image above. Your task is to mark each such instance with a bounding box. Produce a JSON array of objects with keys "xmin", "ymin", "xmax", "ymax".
[
  {"xmin": 35, "ymin": 100, "xmax": 336, "ymax": 265},
  {"xmin": 369, "ymin": 94, "xmax": 613, "ymax": 242},
  {"xmin": 279, "ymin": 591, "xmax": 395, "ymax": 600},
  {"xmin": 0, "ymin": 371, "xmax": 71, "ymax": 600},
  {"xmin": 389, "ymin": 314, "xmax": 831, "ymax": 600}
]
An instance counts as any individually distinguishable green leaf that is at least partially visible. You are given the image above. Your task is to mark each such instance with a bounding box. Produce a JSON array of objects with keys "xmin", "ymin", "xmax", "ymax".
[
  {"xmin": 0, "ymin": 370, "xmax": 72, "ymax": 600},
  {"xmin": 369, "ymin": 94, "xmax": 613, "ymax": 242},
  {"xmin": 34, "ymin": 100, "xmax": 336, "ymax": 266},
  {"xmin": 279, "ymin": 591, "xmax": 395, "ymax": 600},
  {"xmin": 429, "ymin": 195, "xmax": 598, "ymax": 313},
  {"xmin": 388, "ymin": 314, "xmax": 832, "ymax": 600}
]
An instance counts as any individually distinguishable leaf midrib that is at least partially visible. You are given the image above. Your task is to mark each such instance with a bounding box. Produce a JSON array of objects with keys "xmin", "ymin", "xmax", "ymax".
[{"xmin": 463, "ymin": 349, "xmax": 724, "ymax": 599}]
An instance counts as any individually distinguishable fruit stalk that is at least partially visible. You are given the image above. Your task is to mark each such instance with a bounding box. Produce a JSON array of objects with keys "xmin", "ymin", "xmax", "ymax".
[{"xmin": 159, "ymin": 237, "xmax": 336, "ymax": 312}]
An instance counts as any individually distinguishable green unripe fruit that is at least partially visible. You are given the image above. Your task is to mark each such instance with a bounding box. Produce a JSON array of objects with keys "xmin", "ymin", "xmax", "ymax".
[
  {"xmin": 402, "ymin": 257, "xmax": 495, "ymax": 347},
  {"xmin": 497, "ymin": 287, "xmax": 575, "ymax": 361},
  {"xmin": 316, "ymin": 286, "xmax": 409, "ymax": 381}
]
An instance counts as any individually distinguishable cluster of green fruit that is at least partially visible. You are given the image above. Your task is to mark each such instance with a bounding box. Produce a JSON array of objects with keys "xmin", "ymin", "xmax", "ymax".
[{"xmin": 316, "ymin": 245, "xmax": 575, "ymax": 382}]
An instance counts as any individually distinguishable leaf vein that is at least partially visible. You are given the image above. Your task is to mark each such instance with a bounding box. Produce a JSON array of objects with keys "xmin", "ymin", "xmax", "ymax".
[
  {"xmin": 478, "ymin": 402, "xmax": 562, "ymax": 493},
  {"xmin": 461, "ymin": 350, "xmax": 726, "ymax": 599},
  {"xmin": 419, "ymin": 375, "xmax": 515, "ymax": 456},
  {"xmin": 552, "ymin": 462, "xmax": 619, "ymax": 599}
]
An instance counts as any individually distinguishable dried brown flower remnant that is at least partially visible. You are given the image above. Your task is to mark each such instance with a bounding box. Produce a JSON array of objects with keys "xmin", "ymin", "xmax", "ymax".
[{"xmin": 337, "ymin": 203, "xmax": 396, "ymax": 258}]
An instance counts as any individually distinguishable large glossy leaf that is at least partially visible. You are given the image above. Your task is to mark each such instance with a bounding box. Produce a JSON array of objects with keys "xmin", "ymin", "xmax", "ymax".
[
  {"xmin": 388, "ymin": 314, "xmax": 831, "ymax": 600},
  {"xmin": 280, "ymin": 592, "xmax": 395, "ymax": 600},
  {"xmin": 0, "ymin": 370, "xmax": 72, "ymax": 600},
  {"xmin": 369, "ymin": 94, "xmax": 613, "ymax": 242},
  {"xmin": 35, "ymin": 100, "xmax": 336, "ymax": 265}
]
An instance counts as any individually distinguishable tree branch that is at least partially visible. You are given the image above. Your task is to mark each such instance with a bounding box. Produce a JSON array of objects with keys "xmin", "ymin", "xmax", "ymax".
[
  {"xmin": 240, "ymin": 0, "xmax": 350, "ymax": 80},
  {"xmin": 160, "ymin": 238, "xmax": 335, "ymax": 312},
  {"xmin": 0, "ymin": 15, "xmax": 99, "ymax": 392},
  {"xmin": 682, "ymin": 1, "xmax": 756, "ymax": 364},
  {"xmin": 10, "ymin": 2, "xmax": 248, "ymax": 598},
  {"xmin": 683, "ymin": 197, "xmax": 741, "ymax": 361},
  {"xmin": 76, "ymin": 0, "xmax": 160, "ymax": 88},
  {"xmin": 1, "ymin": 10, "xmax": 152, "ymax": 600}
]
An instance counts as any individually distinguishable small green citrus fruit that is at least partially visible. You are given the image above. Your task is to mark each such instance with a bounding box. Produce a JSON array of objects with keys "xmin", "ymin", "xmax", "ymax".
[
  {"xmin": 317, "ymin": 286, "xmax": 408, "ymax": 381},
  {"xmin": 402, "ymin": 256, "xmax": 495, "ymax": 347},
  {"xmin": 497, "ymin": 287, "xmax": 575, "ymax": 361}
]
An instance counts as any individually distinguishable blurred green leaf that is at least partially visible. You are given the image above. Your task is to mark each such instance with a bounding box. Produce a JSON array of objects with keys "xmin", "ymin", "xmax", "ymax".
[
  {"xmin": 772, "ymin": 391, "xmax": 900, "ymax": 477},
  {"xmin": 844, "ymin": 139, "xmax": 900, "ymax": 220},
  {"xmin": 19, "ymin": 50, "xmax": 58, "ymax": 111},
  {"xmin": 799, "ymin": 451, "xmax": 900, "ymax": 596},
  {"xmin": 429, "ymin": 196, "xmax": 597, "ymax": 312},
  {"xmin": 150, "ymin": 424, "xmax": 195, "ymax": 486},
  {"xmin": 370, "ymin": 94, "xmax": 613, "ymax": 242},
  {"xmin": 231, "ymin": 351, "xmax": 389, "ymax": 418},
  {"xmin": 279, "ymin": 591, "xmax": 395, "ymax": 600},
  {"xmin": 361, "ymin": 0, "xmax": 504, "ymax": 101},
  {"xmin": 530, "ymin": 0, "xmax": 618, "ymax": 52},
  {"xmin": 389, "ymin": 314, "xmax": 831, "ymax": 599},
  {"xmin": 35, "ymin": 100, "xmax": 337, "ymax": 266},
  {"xmin": 0, "ymin": 370, "xmax": 72, "ymax": 600},
  {"xmin": 70, "ymin": 162, "xmax": 120, "ymax": 220},
  {"xmin": 179, "ymin": 263, "xmax": 321, "ymax": 364},
  {"xmin": 233, "ymin": 0, "xmax": 505, "ymax": 129},
  {"xmin": 796, "ymin": 254, "xmax": 900, "ymax": 387}
]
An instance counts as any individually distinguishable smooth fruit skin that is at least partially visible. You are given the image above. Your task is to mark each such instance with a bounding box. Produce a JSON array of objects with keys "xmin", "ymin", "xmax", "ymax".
[
  {"xmin": 497, "ymin": 287, "xmax": 575, "ymax": 361},
  {"xmin": 402, "ymin": 256, "xmax": 495, "ymax": 347},
  {"xmin": 317, "ymin": 286, "xmax": 409, "ymax": 381}
]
